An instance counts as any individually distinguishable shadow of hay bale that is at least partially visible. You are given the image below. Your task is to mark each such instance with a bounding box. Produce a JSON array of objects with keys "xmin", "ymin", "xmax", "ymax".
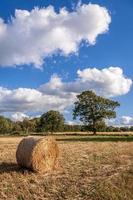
[{"xmin": 0, "ymin": 162, "xmax": 27, "ymax": 174}]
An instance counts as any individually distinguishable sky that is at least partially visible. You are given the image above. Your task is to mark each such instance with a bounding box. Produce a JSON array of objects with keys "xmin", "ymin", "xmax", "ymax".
[{"xmin": 0, "ymin": 0, "xmax": 133, "ymax": 126}]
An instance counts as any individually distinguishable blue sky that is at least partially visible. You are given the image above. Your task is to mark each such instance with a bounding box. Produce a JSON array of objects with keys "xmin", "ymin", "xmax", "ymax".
[{"xmin": 0, "ymin": 0, "xmax": 133, "ymax": 125}]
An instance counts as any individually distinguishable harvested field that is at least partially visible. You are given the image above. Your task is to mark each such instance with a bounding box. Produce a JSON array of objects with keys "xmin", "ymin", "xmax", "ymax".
[{"xmin": 0, "ymin": 136, "xmax": 133, "ymax": 200}]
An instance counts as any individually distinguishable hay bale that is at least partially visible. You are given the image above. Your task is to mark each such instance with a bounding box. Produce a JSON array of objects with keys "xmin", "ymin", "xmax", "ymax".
[{"xmin": 16, "ymin": 137, "xmax": 59, "ymax": 173}]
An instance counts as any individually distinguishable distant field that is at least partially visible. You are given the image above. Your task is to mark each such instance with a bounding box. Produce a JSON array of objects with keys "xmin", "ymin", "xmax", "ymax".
[
  {"xmin": 56, "ymin": 135, "xmax": 133, "ymax": 142},
  {"xmin": 0, "ymin": 136, "xmax": 133, "ymax": 200},
  {"xmin": 1, "ymin": 131, "xmax": 133, "ymax": 139},
  {"xmin": 1, "ymin": 133, "xmax": 133, "ymax": 142},
  {"xmin": 32, "ymin": 131, "xmax": 133, "ymax": 136}
]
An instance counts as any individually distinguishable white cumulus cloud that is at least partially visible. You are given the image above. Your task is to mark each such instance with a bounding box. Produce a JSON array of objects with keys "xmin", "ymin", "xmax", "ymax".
[
  {"xmin": 0, "ymin": 67, "xmax": 132, "ymax": 116},
  {"xmin": 40, "ymin": 66, "xmax": 132, "ymax": 97},
  {"xmin": 77, "ymin": 67, "xmax": 132, "ymax": 97},
  {"xmin": 120, "ymin": 116, "xmax": 133, "ymax": 126},
  {"xmin": 0, "ymin": 87, "xmax": 73, "ymax": 113},
  {"xmin": 11, "ymin": 112, "xmax": 30, "ymax": 121},
  {"xmin": 0, "ymin": 3, "xmax": 111, "ymax": 68},
  {"xmin": 108, "ymin": 116, "xmax": 133, "ymax": 127},
  {"xmin": 10, "ymin": 112, "xmax": 41, "ymax": 121}
]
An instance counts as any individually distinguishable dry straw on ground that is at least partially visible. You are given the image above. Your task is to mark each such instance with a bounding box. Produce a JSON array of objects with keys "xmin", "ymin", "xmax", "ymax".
[
  {"xmin": 0, "ymin": 137, "xmax": 133, "ymax": 200},
  {"xmin": 16, "ymin": 137, "xmax": 59, "ymax": 173}
]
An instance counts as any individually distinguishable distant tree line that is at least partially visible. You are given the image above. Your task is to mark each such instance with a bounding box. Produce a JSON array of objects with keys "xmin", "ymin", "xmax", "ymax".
[
  {"xmin": 0, "ymin": 112, "xmax": 133, "ymax": 135},
  {"xmin": 0, "ymin": 90, "xmax": 132, "ymax": 135}
]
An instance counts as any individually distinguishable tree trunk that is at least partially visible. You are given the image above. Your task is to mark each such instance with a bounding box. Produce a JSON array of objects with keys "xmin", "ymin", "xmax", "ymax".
[
  {"xmin": 92, "ymin": 121, "xmax": 96, "ymax": 135},
  {"xmin": 26, "ymin": 127, "xmax": 29, "ymax": 135}
]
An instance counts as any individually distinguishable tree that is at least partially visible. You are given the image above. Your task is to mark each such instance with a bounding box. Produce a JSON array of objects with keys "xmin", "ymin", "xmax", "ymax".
[
  {"xmin": 12, "ymin": 121, "xmax": 23, "ymax": 134},
  {"xmin": 82, "ymin": 120, "xmax": 107, "ymax": 132},
  {"xmin": 0, "ymin": 116, "xmax": 13, "ymax": 134},
  {"xmin": 120, "ymin": 126, "xmax": 129, "ymax": 132},
  {"xmin": 63, "ymin": 124, "xmax": 82, "ymax": 132},
  {"xmin": 29, "ymin": 118, "xmax": 40, "ymax": 132},
  {"xmin": 73, "ymin": 91, "xmax": 120, "ymax": 134},
  {"xmin": 21, "ymin": 119, "xmax": 34, "ymax": 134},
  {"xmin": 40, "ymin": 110, "xmax": 65, "ymax": 133},
  {"xmin": 130, "ymin": 126, "xmax": 133, "ymax": 132}
]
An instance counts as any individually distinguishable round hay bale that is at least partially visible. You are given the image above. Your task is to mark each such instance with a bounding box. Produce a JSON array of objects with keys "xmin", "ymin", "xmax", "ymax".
[{"xmin": 16, "ymin": 137, "xmax": 59, "ymax": 173}]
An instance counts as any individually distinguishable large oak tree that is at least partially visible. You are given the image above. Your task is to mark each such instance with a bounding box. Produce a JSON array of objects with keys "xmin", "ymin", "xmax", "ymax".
[{"xmin": 73, "ymin": 91, "xmax": 120, "ymax": 134}]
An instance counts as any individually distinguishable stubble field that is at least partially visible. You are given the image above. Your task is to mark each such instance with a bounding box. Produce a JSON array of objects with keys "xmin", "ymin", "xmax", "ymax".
[{"xmin": 0, "ymin": 136, "xmax": 133, "ymax": 200}]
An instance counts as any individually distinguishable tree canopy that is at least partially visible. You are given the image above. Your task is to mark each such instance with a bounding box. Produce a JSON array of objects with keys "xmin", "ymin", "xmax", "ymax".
[
  {"xmin": 73, "ymin": 91, "xmax": 120, "ymax": 134},
  {"xmin": 39, "ymin": 110, "xmax": 65, "ymax": 133},
  {"xmin": 0, "ymin": 116, "xmax": 13, "ymax": 134}
]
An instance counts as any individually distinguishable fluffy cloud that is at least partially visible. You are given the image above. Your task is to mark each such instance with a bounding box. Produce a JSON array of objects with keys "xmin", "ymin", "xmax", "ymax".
[
  {"xmin": 40, "ymin": 67, "xmax": 132, "ymax": 97},
  {"xmin": 0, "ymin": 67, "xmax": 132, "ymax": 115},
  {"xmin": 108, "ymin": 116, "xmax": 133, "ymax": 127},
  {"xmin": 10, "ymin": 112, "xmax": 41, "ymax": 121},
  {"xmin": 120, "ymin": 116, "xmax": 133, "ymax": 126},
  {"xmin": 77, "ymin": 67, "xmax": 132, "ymax": 97},
  {"xmin": 11, "ymin": 112, "xmax": 30, "ymax": 121},
  {"xmin": 0, "ymin": 87, "xmax": 74, "ymax": 113},
  {"xmin": 66, "ymin": 120, "xmax": 82, "ymax": 125},
  {"xmin": 0, "ymin": 3, "xmax": 111, "ymax": 68}
]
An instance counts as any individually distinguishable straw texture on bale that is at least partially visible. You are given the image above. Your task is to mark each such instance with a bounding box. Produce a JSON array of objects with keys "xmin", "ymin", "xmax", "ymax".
[{"xmin": 16, "ymin": 137, "xmax": 59, "ymax": 173}]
